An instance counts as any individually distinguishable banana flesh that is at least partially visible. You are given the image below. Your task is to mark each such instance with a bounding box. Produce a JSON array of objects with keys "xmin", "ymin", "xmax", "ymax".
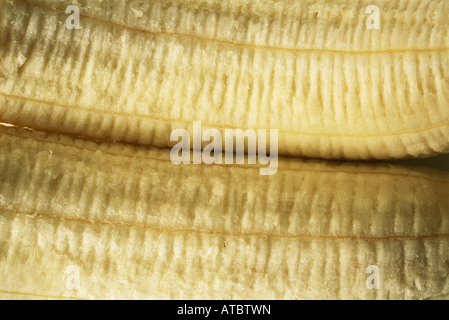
[
  {"xmin": 1, "ymin": 0, "xmax": 449, "ymax": 159},
  {"xmin": 0, "ymin": 125, "xmax": 448, "ymax": 299}
]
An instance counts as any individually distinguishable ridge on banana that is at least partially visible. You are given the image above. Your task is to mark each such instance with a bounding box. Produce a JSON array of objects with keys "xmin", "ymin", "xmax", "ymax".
[
  {"xmin": 1, "ymin": 0, "xmax": 449, "ymax": 159},
  {"xmin": 0, "ymin": 125, "xmax": 448, "ymax": 299}
]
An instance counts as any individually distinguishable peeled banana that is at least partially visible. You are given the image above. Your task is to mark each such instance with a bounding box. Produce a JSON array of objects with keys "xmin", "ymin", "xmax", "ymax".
[
  {"xmin": 0, "ymin": 125, "xmax": 448, "ymax": 299},
  {"xmin": 1, "ymin": 0, "xmax": 449, "ymax": 159}
]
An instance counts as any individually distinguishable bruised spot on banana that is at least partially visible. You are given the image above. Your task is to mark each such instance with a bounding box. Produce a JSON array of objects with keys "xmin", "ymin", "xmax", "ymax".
[
  {"xmin": 1, "ymin": 0, "xmax": 449, "ymax": 159},
  {"xmin": 0, "ymin": 125, "xmax": 448, "ymax": 299}
]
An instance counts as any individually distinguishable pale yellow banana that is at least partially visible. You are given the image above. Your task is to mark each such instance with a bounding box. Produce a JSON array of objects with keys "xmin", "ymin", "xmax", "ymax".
[
  {"xmin": 1, "ymin": 0, "xmax": 449, "ymax": 159},
  {"xmin": 0, "ymin": 125, "xmax": 448, "ymax": 299}
]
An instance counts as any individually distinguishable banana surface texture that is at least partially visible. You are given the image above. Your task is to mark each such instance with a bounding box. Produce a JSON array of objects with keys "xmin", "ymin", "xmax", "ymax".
[
  {"xmin": 1, "ymin": 0, "xmax": 449, "ymax": 158},
  {"xmin": 0, "ymin": 126, "xmax": 448, "ymax": 299}
]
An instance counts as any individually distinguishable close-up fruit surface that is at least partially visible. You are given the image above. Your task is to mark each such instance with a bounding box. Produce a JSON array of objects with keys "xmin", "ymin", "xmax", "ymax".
[{"xmin": 0, "ymin": 0, "xmax": 448, "ymax": 300}]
